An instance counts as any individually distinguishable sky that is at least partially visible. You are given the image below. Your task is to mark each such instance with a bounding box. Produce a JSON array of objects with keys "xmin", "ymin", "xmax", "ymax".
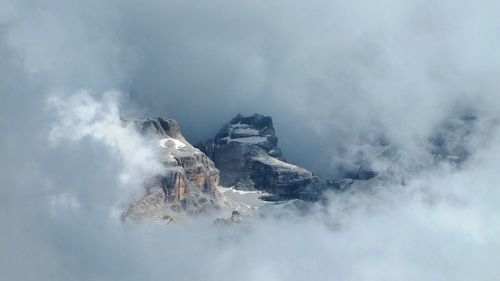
[{"xmin": 1, "ymin": 0, "xmax": 500, "ymax": 280}]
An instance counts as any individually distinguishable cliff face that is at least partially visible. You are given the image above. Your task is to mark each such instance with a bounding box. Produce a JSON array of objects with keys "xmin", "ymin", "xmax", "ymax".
[
  {"xmin": 124, "ymin": 118, "xmax": 222, "ymax": 223},
  {"xmin": 120, "ymin": 112, "xmax": 477, "ymax": 222},
  {"xmin": 197, "ymin": 114, "xmax": 318, "ymax": 196},
  {"xmin": 123, "ymin": 114, "xmax": 374, "ymax": 222}
]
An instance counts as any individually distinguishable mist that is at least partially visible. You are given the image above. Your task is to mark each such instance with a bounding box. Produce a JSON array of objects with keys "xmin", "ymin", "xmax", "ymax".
[{"xmin": 1, "ymin": 0, "xmax": 500, "ymax": 280}]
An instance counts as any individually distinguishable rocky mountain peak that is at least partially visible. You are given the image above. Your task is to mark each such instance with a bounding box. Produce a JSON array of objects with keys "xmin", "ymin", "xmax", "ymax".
[
  {"xmin": 210, "ymin": 113, "xmax": 281, "ymax": 158},
  {"xmin": 198, "ymin": 113, "xmax": 318, "ymax": 196},
  {"xmin": 132, "ymin": 117, "xmax": 183, "ymax": 139},
  {"xmin": 123, "ymin": 117, "xmax": 222, "ymax": 223}
]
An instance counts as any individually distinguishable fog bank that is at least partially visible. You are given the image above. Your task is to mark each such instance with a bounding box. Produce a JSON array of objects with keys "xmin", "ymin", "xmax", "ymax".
[{"xmin": 1, "ymin": 0, "xmax": 500, "ymax": 280}]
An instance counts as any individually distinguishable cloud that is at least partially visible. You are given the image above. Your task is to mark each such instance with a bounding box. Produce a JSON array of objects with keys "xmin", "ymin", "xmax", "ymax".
[
  {"xmin": 1, "ymin": 0, "xmax": 500, "ymax": 280},
  {"xmin": 47, "ymin": 90, "xmax": 166, "ymax": 218}
]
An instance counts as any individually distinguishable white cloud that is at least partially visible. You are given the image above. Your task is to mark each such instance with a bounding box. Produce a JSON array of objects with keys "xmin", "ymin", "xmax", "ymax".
[
  {"xmin": 47, "ymin": 90, "xmax": 165, "ymax": 218},
  {"xmin": 1, "ymin": 0, "xmax": 500, "ymax": 280}
]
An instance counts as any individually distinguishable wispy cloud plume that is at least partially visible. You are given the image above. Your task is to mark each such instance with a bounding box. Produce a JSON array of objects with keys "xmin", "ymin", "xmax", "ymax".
[{"xmin": 48, "ymin": 90, "xmax": 165, "ymax": 217}]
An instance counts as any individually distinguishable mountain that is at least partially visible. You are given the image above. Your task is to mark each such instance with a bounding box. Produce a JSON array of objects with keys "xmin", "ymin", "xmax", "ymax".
[
  {"xmin": 123, "ymin": 117, "xmax": 223, "ymax": 223},
  {"xmin": 122, "ymin": 113, "xmax": 381, "ymax": 223},
  {"xmin": 197, "ymin": 113, "xmax": 320, "ymax": 197}
]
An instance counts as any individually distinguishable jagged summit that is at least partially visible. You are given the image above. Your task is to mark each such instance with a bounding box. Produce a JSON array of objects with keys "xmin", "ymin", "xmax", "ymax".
[
  {"xmin": 127, "ymin": 117, "xmax": 183, "ymax": 139},
  {"xmin": 198, "ymin": 113, "xmax": 319, "ymax": 196},
  {"xmin": 123, "ymin": 117, "xmax": 222, "ymax": 223},
  {"xmin": 118, "ymin": 112, "xmax": 481, "ymax": 223},
  {"xmin": 122, "ymin": 114, "xmax": 382, "ymax": 223},
  {"xmin": 205, "ymin": 113, "xmax": 282, "ymax": 158}
]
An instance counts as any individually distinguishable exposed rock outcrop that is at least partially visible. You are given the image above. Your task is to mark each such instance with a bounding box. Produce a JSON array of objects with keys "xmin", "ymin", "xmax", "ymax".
[
  {"xmin": 214, "ymin": 210, "xmax": 242, "ymax": 225},
  {"xmin": 197, "ymin": 113, "xmax": 319, "ymax": 197},
  {"xmin": 429, "ymin": 113, "xmax": 477, "ymax": 165},
  {"xmin": 124, "ymin": 117, "xmax": 222, "ymax": 222}
]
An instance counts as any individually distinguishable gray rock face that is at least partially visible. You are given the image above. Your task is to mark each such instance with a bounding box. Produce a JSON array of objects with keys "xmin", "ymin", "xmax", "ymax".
[
  {"xmin": 124, "ymin": 117, "xmax": 222, "ymax": 222},
  {"xmin": 197, "ymin": 114, "xmax": 318, "ymax": 196},
  {"xmin": 214, "ymin": 210, "xmax": 242, "ymax": 225},
  {"xmin": 135, "ymin": 117, "xmax": 183, "ymax": 139},
  {"xmin": 429, "ymin": 113, "xmax": 477, "ymax": 165}
]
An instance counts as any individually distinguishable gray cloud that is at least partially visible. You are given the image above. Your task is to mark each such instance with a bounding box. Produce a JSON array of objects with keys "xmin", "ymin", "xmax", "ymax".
[
  {"xmin": 1, "ymin": 0, "xmax": 500, "ymax": 280},
  {"xmin": 114, "ymin": 0, "xmax": 500, "ymax": 174}
]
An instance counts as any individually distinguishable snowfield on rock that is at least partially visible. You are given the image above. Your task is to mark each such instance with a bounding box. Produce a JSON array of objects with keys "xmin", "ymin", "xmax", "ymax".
[
  {"xmin": 217, "ymin": 186, "xmax": 269, "ymax": 214},
  {"xmin": 252, "ymin": 154, "xmax": 304, "ymax": 171},
  {"xmin": 220, "ymin": 122, "xmax": 269, "ymax": 144},
  {"xmin": 198, "ymin": 113, "xmax": 319, "ymax": 195},
  {"xmin": 159, "ymin": 138, "xmax": 186, "ymax": 149}
]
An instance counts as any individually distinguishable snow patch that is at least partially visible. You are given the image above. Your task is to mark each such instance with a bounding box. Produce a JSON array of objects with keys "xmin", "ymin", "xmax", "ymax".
[
  {"xmin": 230, "ymin": 136, "xmax": 267, "ymax": 144},
  {"xmin": 218, "ymin": 186, "xmax": 270, "ymax": 211},
  {"xmin": 228, "ymin": 122, "xmax": 247, "ymax": 128},
  {"xmin": 221, "ymin": 123, "xmax": 268, "ymax": 144},
  {"xmin": 232, "ymin": 127, "xmax": 259, "ymax": 136},
  {"xmin": 218, "ymin": 186, "xmax": 264, "ymax": 195},
  {"xmin": 253, "ymin": 154, "xmax": 301, "ymax": 170},
  {"xmin": 159, "ymin": 138, "xmax": 186, "ymax": 149}
]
